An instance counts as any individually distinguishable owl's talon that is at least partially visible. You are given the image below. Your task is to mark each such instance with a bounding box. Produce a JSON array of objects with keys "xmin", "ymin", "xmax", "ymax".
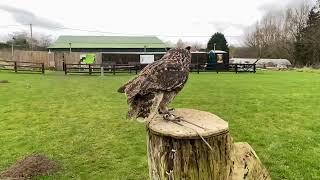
[
  {"xmin": 159, "ymin": 108, "xmax": 175, "ymax": 114},
  {"xmin": 163, "ymin": 113, "xmax": 181, "ymax": 122}
]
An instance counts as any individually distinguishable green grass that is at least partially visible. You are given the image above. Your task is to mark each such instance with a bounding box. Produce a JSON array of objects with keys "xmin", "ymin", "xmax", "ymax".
[{"xmin": 0, "ymin": 71, "xmax": 320, "ymax": 179}]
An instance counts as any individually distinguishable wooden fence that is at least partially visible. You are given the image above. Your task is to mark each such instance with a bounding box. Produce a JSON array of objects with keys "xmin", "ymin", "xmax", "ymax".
[
  {"xmin": 0, "ymin": 60, "xmax": 45, "ymax": 74},
  {"xmin": 0, "ymin": 50, "xmax": 102, "ymax": 70},
  {"xmin": 64, "ymin": 63, "xmax": 139, "ymax": 75},
  {"xmin": 189, "ymin": 63, "xmax": 256, "ymax": 73}
]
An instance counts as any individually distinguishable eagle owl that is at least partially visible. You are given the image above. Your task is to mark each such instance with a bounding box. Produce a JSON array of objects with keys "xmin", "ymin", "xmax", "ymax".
[{"xmin": 118, "ymin": 47, "xmax": 191, "ymax": 122}]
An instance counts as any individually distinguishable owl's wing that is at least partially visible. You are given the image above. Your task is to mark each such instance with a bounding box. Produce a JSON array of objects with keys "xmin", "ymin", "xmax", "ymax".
[
  {"xmin": 124, "ymin": 59, "xmax": 188, "ymax": 103},
  {"xmin": 117, "ymin": 60, "xmax": 163, "ymax": 93}
]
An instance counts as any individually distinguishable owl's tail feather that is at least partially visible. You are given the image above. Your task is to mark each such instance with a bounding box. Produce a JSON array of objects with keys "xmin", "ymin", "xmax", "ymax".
[
  {"xmin": 127, "ymin": 94, "xmax": 154, "ymax": 119},
  {"xmin": 118, "ymin": 76, "xmax": 139, "ymax": 93},
  {"xmin": 118, "ymin": 85, "xmax": 126, "ymax": 93}
]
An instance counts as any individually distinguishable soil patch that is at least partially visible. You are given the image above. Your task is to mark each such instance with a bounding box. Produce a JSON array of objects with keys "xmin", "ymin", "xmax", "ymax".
[
  {"xmin": 0, "ymin": 154, "xmax": 58, "ymax": 180},
  {"xmin": 0, "ymin": 80, "xmax": 9, "ymax": 83}
]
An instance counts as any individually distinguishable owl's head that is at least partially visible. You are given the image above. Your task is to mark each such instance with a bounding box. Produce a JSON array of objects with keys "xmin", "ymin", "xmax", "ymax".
[{"xmin": 163, "ymin": 46, "xmax": 192, "ymax": 64}]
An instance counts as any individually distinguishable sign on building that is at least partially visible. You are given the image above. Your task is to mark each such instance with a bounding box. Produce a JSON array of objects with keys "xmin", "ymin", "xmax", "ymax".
[
  {"xmin": 80, "ymin": 54, "xmax": 96, "ymax": 64},
  {"xmin": 140, "ymin": 55, "xmax": 154, "ymax": 64}
]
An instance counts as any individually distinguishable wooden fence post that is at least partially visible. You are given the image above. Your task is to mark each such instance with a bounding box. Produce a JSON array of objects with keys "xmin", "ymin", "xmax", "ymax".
[
  {"xmin": 101, "ymin": 67, "xmax": 104, "ymax": 76},
  {"xmin": 41, "ymin": 63, "xmax": 45, "ymax": 74},
  {"xmin": 135, "ymin": 65, "xmax": 138, "ymax": 75},
  {"xmin": 197, "ymin": 63, "xmax": 200, "ymax": 74},
  {"xmin": 89, "ymin": 64, "xmax": 92, "ymax": 75},
  {"xmin": 64, "ymin": 63, "xmax": 67, "ymax": 75},
  {"xmin": 112, "ymin": 65, "xmax": 116, "ymax": 75},
  {"xmin": 14, "ymin": 61, "xmax": 17, "ymax": 73},
  {"xmin": 216, "ymin": 64, "xmax": 219, "ymax": 74},
  {"xmin": 147, "ymin": 109, "xmax": 271, "ymax": 180},
  {"xmin": 196, "ymin": 57, "xmax": 199, "ymax": 74},
  {"xmin": 62, "ymin": 61, "xmax": 65, "ymax": 71}
]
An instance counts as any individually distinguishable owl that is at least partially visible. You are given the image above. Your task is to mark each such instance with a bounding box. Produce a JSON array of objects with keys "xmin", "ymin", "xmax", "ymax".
[{"xmin": 118, "ymin": 47, "xmax": 191, "ymax": 122}]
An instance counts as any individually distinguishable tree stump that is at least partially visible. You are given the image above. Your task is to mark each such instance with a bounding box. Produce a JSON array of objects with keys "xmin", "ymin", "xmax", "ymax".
[
  {"xmin": 231, "ymin": 142, "xmax": 271, "ymax": 180},
  {"xmin": 147, "ymin": 108, "xmax": 271, "ymax": 180}
]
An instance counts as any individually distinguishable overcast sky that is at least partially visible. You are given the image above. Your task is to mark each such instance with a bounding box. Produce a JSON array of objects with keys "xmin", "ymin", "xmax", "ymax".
[{"xmin": 0, "ymin": 0, "xmax": 310, "ymax": 46}]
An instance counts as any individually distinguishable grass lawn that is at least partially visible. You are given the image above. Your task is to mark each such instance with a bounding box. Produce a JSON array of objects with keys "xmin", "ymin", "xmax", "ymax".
[{"xmin": 0, "ymin": 70, "xmax": 320, "ymax": 179}]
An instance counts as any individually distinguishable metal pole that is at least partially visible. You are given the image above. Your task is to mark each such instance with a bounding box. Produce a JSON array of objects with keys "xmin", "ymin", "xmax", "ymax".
[
  {"xmin": 213, "ymin": 43, "xmax": 216, "ymax": 71},
  {"xmin": 259, "ymin": 45, "xmax": 262, "ymax": 59},
  {"xmin": 30, "ymin": 24, "xmax": 33, "ymax": 51},
  {"xmin": 69, "ymin": 43, "xmax": 72, "ymax": 53},
  {"xmin": 100, "ymin": 67, "xmax": 104, "ymax": 76},
  {"xmin": 214, "ymin": 43, "xmax": 216, "ymax": 63},
  {"xmin": 11, "ymin": 37, "xmax": 15, "ymax": 61},
  {"xmin": 11, "ymin": 41, "xmax": 14, "ymax": 61}
]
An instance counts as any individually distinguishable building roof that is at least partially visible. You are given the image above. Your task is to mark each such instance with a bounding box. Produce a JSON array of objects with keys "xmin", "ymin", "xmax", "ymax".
[{"xmin": 48, "ymin": 36, "xmax": 167, "ymax": 49}]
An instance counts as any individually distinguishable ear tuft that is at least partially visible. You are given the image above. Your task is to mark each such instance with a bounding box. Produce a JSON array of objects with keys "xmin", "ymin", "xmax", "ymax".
[{"xmin": 185, "ymin": 46, "xmax": 191, "ymax": 51}]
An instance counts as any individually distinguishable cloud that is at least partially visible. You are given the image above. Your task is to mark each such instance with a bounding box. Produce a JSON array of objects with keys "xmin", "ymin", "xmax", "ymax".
[
  {"xmin": 208, "ymin": 21, "xmax": 246, "ymax": 33},
  {"xmin": 258, "ymin": 0, "xmax": 313, "ymax": 14},
  {"xmin": 0, "ymin": 5, "xmax": 63, "ymax": 29}
]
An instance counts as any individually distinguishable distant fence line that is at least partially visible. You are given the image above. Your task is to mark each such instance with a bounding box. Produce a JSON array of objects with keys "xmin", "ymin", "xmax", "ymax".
[
  {"xmin": 0, "ymin": 50, "xmax": 102, "ymax": 70},
  {"xmin": 0, "ymin": 60, "xmax": 45, "ymax": 74}
]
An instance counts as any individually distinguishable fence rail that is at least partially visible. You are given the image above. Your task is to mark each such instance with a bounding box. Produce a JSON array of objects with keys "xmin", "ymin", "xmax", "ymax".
[
  {"xmin": 64, "ymin": 62, "xmax": 256, "ymax": 76},
  {"xmin": 0, "ymin": 60, "xmax": 45, "ymax": 74},
  {"xmin": 64, "ymin": 63, "xmax": 139, "ymax": 75},
  {"xmin": 190, "ymin": 63, "xmax": 256, "ymax": 74}
]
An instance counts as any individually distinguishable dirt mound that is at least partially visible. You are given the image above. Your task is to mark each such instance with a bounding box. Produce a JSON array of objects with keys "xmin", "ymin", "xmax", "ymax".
[
  {"xmin": 0, "ymin": 80, "xmax": 9, "ymax": 83},
  {"xmin": 0, "ymin": 154, "xmax": 58, "ymax": 180}
]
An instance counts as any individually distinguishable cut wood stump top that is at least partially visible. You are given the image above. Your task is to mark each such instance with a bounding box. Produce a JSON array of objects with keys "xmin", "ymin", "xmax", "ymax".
[{"xmin": 149, "ymin": 108, "xmax": 229, "ymax": 139}]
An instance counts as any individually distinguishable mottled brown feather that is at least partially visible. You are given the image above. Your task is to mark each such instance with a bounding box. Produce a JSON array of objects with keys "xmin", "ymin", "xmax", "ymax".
[{"xmin": 118, "ymin": 48, "xmax": 191, "ymax": 118}]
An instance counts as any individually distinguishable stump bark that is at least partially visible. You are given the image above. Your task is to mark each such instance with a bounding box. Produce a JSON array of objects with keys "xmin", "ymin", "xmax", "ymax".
[{"xmin": 147, "ymin": 108, "xmax": 270, "ymax": 180}]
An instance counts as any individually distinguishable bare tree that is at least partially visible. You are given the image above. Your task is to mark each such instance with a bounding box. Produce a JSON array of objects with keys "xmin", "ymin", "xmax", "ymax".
[
  {"xmin": 36, "ymin": 34, "xmax": 53, "ymax": 49},
  {"xmin": 176, "ymin": 39, "xmax": 186, "ymax": 48},
  {"xmin": 191, "ymin": 41, "xmax": 204, "ymax": 52},
  {"xmin": 244, "ymin": 1, "xmax": 312, "ymax": 62},
  {"xmin": 5, "ymin": 31, "xmax": 53, "ymax": 50}
]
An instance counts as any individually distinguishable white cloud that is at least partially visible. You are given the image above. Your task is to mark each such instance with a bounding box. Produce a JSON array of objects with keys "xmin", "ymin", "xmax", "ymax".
[{"xmin": 0, "ymin": 0, "xmax": 312, "ymax": 45}]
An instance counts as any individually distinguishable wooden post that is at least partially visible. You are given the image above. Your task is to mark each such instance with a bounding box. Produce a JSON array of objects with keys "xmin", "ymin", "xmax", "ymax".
[
  {"xmin": 147, "ymin": 109, "xmax": 270, "ymax": 180},
  {"xmin": 197, "ymin": 63, "xmax": 200, "ymax": 74},
  {"xmin": 216, "ymin": 64, "xmax": 219, "ymax": 74},
  {"xmin": 196, "ymin": 56, "xmax": 199, "ymax": 74},
  {"xmin": 14, "ymin": 61, "xmax": 17, "ymax": 73},
  {"xmin": 100, "ymin": 67, "xmax": 104, "ymax": 76},
  {"xmin": 135, "ymin": 65, "xmax": 138, "ymax": 75},
  {"xmin": 64, "ymin": 63, "xmax": 67, "ymax": 75},
  {"xmin": 89, "ymin": 64, "xmax": 92, "ymax": 75},
  {"xmin": 41, "ymin": 63, "xmax": 45, "ymax": 74},
  {"xmin": 62, "ymin": 53, "xmax": 65, "ymax": 71},
  {"xmin": 112, "ymin": 65, "xmax": 116, "ymax": 75}
]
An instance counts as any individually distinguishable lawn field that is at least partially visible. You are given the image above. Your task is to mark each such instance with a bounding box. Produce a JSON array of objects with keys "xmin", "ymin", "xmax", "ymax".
[{"xmin": 0, "ymin": 71, "xmax": 320, "ymax": 179}]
